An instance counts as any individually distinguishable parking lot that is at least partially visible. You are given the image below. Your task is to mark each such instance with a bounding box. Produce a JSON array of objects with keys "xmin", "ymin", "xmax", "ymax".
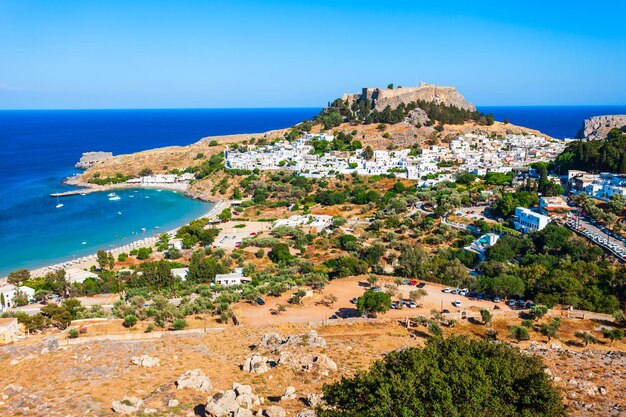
[{"xmin": 566, "ymin": 217, "xmax": 626, "ymax": 262}]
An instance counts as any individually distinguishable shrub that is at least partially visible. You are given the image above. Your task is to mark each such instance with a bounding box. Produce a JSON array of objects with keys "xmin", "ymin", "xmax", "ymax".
[
  {"xmin": 67, "ymin": 328, "xmax": 79, "ymax": 339},
  {"xmin": 123, "ymin": 314, "xmax": 138, "ymax": 328},
  {"xmin": 320, "ymin": 336, "xmax": 565, "ymax": 417},
  {"xmin": 172, "ymin": 318, "xmax": 187, "ymax": 331}
]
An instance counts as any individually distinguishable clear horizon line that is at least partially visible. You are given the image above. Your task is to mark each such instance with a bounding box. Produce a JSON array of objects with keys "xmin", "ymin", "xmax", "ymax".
[{"xmin": 1, "ymin": 104, "xmax": 626, "ymax": 111}]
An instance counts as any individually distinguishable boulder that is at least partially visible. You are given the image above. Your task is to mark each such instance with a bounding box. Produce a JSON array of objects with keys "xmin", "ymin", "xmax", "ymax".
[
  {"xmin": 131, "ymin": 355, "xmax": 160, "ymax": 368},
  {"xmin": 306, "ymin": 393, "xmax": 323, "ymax": 407},
  {"xmin": 310, "ymin": 355, "xmax": 337, "ymax": 376},
  {"xmin": 168, "ymin": 399, "xmax": 179, "ymax": 408},
  {"xmin": 235, "ymin": 409, "xmax": 254, "ymax": 417},
  {"xmin": 111, "ymin": 397, "xmax": 143, "ymax": 415},
  {"xmin": 243, "ymin": 355, "xmax": 271, "ymax": 374},
  {"xmin": 296, "ymin": 411, "xmax": 317, "ymax": 417},
  {"xmin": 278, "ymin": 352, "xmax": 337, "ymax": 376},
  {"xmin": 260, "ymin": 333, "xmax": 283, "ymax": 351},
  {"xmin": 176, "ymin": 369, "xmax": 212, "ymax": 392},
  {"xmin": 281, "ymin": 386, "xmax": 296, "ymax": 401},
  {"xmin": 264, "ymin": 405, "xmax": 286, "ymax": 417},
  {"xmin": 206, "ymin": 390, "xmax": 239, "ymax": 417}
]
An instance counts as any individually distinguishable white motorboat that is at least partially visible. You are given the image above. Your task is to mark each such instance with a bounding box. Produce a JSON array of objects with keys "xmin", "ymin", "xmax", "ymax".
[
  {"xmin": 55, "ymin": 196, "xmax": 63, "ymax": 208},
  {"xmin": 109, "ymin": 195, "xmax": 121, "ymax": 201}
]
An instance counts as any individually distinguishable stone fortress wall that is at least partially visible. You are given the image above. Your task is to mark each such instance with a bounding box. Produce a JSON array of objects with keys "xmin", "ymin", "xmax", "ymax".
[{"xmin": 342, "ymin": 82, "xmax": 476, "ymax": 112}]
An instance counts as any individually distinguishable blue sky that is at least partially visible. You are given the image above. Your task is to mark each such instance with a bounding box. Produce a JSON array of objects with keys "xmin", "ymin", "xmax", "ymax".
[{"xmin": 1, "ymin": 0, "xmax": 625, "ymax": 109}]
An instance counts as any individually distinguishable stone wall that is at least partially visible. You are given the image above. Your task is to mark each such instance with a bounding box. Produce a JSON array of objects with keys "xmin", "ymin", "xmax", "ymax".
[{"xmin": 341, "ymin": 83, "xmax": 475, "ymax": 112}]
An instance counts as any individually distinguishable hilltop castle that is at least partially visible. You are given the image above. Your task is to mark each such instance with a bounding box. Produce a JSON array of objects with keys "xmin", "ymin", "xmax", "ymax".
[{"xmin": 341, "ymin": 82, "xmax": 475, "ymax": 112}]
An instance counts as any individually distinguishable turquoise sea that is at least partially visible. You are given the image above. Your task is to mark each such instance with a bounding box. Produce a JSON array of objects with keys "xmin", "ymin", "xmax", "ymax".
[{"xmin": 0, "ymin": 109, "xmax": 320, "ymax": 276}]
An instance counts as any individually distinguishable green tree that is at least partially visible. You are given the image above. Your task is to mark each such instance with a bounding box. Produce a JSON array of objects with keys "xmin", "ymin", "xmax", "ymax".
[
  {"xmin": 539, "ymin": 318, "xmax": 561, "ymax": 342},
  {"xmin": 429, "ymin": 322, "xmax": 443, "ymax": 338},
  {"xmin": 529, "ymin": 305, "xmax": 549, "ymax": 321},
  {"xmin": 366, "ymin": 274, "xmax": 379, "ymax": 287},
  {"xmin": 67, "ymin": 328, "xmax": 79, "ymax": 339},
  {"xmin": 574, "ymin": 331, "xmax": 598, "ymax": 347},
  {"xmin": 172, "ymin": 318, "xmax": 188, "ymax": 330},
  {"xmin": 96, "ymin": 249, "xmax": 114, "ymax": 270},
  {"xmin": 480, "ymin": 309, "xmax": 493, "ymax": 326},
  {"xmin": 601, "ymin": 327, "xmax": 625, "ymax": 345},
  {"xmin": 7, "ymin": 269, "xmax": 30, "ymax": 286},
  {"xmin": 268, "ymin": 243, "xmax": 293, "ymax": 263},
  {"xmin": 356, "ymin": 290, "xmax": 391, "ymax": 317},
  {"xmin": 509, "ymin": 325, "xmax": 530, "ymax": 342},
  {"xmin": 363, "ymin": 146, "xmax": 374, "ymax": 160},
  {"xmin": 62, "ymin": 298, "xmax": 85, "ymax": 320},
  {"xmin": 319, "ymin": 336, "xmax": 565, "ymax": 417},
  {"xmin": 123, "ymin": 314, "xmax": 138, "ymax": 328},
  {"xmin": 409, "ymin": 289, "xmax": 428, "ymax": 303}
]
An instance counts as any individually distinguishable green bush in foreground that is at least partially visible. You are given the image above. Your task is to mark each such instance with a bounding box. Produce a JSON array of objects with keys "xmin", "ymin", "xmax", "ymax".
[{"xmin": 320, "ymin": 336, "xmax": 564, "ymax": 417}]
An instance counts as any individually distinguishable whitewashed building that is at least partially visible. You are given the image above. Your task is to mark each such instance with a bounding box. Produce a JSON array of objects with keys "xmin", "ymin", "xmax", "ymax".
[{"xmin": 513, "ymin": 207, "xmax": 551, "ymax": 233}]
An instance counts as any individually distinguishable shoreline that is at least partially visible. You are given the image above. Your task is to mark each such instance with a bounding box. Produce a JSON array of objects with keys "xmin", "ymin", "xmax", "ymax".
[
  {"xmin": 27, "ymin": 199, "xmax": 227, "ymax": 279},
  {"xmin": 0, "ymin": 165, "xmax": 229, "ymax": 280},
  {"xmin": 58, "ymin": 174, "xmax": 220, "ymax": 204}
]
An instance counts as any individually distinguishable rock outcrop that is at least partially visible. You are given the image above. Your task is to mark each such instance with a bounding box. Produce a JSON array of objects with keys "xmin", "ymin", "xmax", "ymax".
[
  {"xmin": 280, "ymin": 386, "xmax": 296, "ymax": 401},
  {"xmin": 131, "ymin": 355, "xmax": 160, "ymax": 367},
  {"xmin": 75, "ymin": 151, "xmax": 114, "ymax": 169},
  {"xmin": 278, "ymin": 352, "xmax": 337, "ymax": 376},
  {"xmin": 205, "ymin": 383, "xmax": 263, "ymax": 417},
  {"xmin": 242, "ymin": 354, "xmax": 272, "ymax": 374},
  {"xmin": 111, "ymin": 397, "xmax": 143, "ymax": 415},
  {"xmin": 259, "ymin": 330, "xmax": 327, "ymax": 352},
  {"xmin": 577, "ymin": 115, "xmax": 626, "ymax": 141},
  {"xmin": 342, "ymin": 83, "xmax": 476, "ymax": 112},
  {"xmin": 176, "ymin": 369, "xmax": 212, "ymax": 392}
]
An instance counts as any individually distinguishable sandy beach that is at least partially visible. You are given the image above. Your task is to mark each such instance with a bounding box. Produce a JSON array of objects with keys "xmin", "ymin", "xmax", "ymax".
[{"xmin": 1, "ymin": 200, "xmax": 229, "ymax": 281}]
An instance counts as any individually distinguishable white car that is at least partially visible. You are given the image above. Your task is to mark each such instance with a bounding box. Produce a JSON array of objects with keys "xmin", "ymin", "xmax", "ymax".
[
  {"xmin": 452, "ymin": 300, "xmax": 462, "ymax": 308},
  {"xmin": 442, "ymin": 288, "xmax": 452, "ymax": 293}
]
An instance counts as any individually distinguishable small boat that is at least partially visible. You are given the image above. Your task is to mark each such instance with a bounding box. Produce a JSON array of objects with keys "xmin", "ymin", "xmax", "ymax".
[
  {"xmin": 81, "ymin": 242, "xmax": 87, "ymax": 245},
  {"xmin": 109, "ymin": 195, "xmax": 121, "ymax": 201},
  {"xmin": 55, "ymin": 196, "xmax": 64, "ymax": 208},
  {"xmin": 173, "ymin": 191, "xmax": 178, "ymax": 193},
  {"xmin": 107, "ymin": 192, "xmax": 116, "ymax": 197},
  {"xmin": 117, "ymin": 211, "xmax": 122, "ymax": 215},
  {"xmin": 145, "ymin": 196, "xmax": 150, "ymax": 199},
  {"xmin": 80, "ymin": 193, "xmax": 87, "ymax": 196},
  {"xmin": 155, "ymin": 226, "xmax": 160, "ymax": 229},
  {"xmin": 129, "ymin": 195, "xmax": 134, "ymax": 198},
  {"xmin": 156, "ymin": 189, "xmax": 162, "ymax": 192},
  {"xmin": 141, "ymin": 227, "xmax": 147, "ymax": 232}
]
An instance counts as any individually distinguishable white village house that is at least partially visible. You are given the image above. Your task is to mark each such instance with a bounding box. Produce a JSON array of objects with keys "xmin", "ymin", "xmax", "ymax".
[
  {"xmin": 513, "ymin": 207, "xmax": 551, "ymax": 234},
  {"xmin": 0, "ymin": 284, "xmax": 35, "ymax": 311},
  {"xmin": 215, "ymin": 267, "xmax": 250, "ymax": 286}
]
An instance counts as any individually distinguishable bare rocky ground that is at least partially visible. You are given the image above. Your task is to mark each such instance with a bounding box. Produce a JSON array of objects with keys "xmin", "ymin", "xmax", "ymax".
[{"xmin": 1, "ymin": 321, "xmax": 625, "ymax": 416}]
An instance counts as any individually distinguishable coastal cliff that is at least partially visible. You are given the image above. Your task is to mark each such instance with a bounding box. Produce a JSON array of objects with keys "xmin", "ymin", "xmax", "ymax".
[
  {"xmin": 342, "ymin": 83, "xmax": 476, "ymax": 112},
  {"xmin": 576, "ymin": 115, "xmax": 626, "ymax": 141}
]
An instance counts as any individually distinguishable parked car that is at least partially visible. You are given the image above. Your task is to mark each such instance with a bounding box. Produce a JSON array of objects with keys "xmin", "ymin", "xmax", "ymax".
[
  {"xmin": 256, "ymin": 297, "xmax": 265, "ymax": 305},
  {"xmin": 507, "ymin": 299, "xmax": 516, "ymax": 307},
  {"xmin": 442, "ymin": 309, "xmax": 450, "ymax": 314},
  {"xmin": 416, "ymin": 282, "xmax": 426, "ymax": 288},
  {"xmin": 517, "ymin": 300, "xmax": 527, "ymax": 308},
  {"xmin": 493, "ymin": 296, "xmax": 502, "ymax": 303},
  {"xmin": 442, "ymin": 288, "xmax": 452, "ymax": 293},
  {"xmin": 350, "ymin": 297, "xmax": 358, "ymax": 304},
  {"xmin": 452, "ymin": 300, "xmax": 462, "ymax": 308},
  {"xmin": 409, "ymin": 301, "xmax": 417, "ymax": 309},
  {"xmin": 391, "ymin": 302, "xmax": 399, "ymax": 309}
]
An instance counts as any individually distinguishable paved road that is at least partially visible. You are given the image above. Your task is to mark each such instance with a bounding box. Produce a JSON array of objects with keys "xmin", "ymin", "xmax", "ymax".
[{"xmin": 566, "ymin": 214, "xmax": 626, "ymax": 261}]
